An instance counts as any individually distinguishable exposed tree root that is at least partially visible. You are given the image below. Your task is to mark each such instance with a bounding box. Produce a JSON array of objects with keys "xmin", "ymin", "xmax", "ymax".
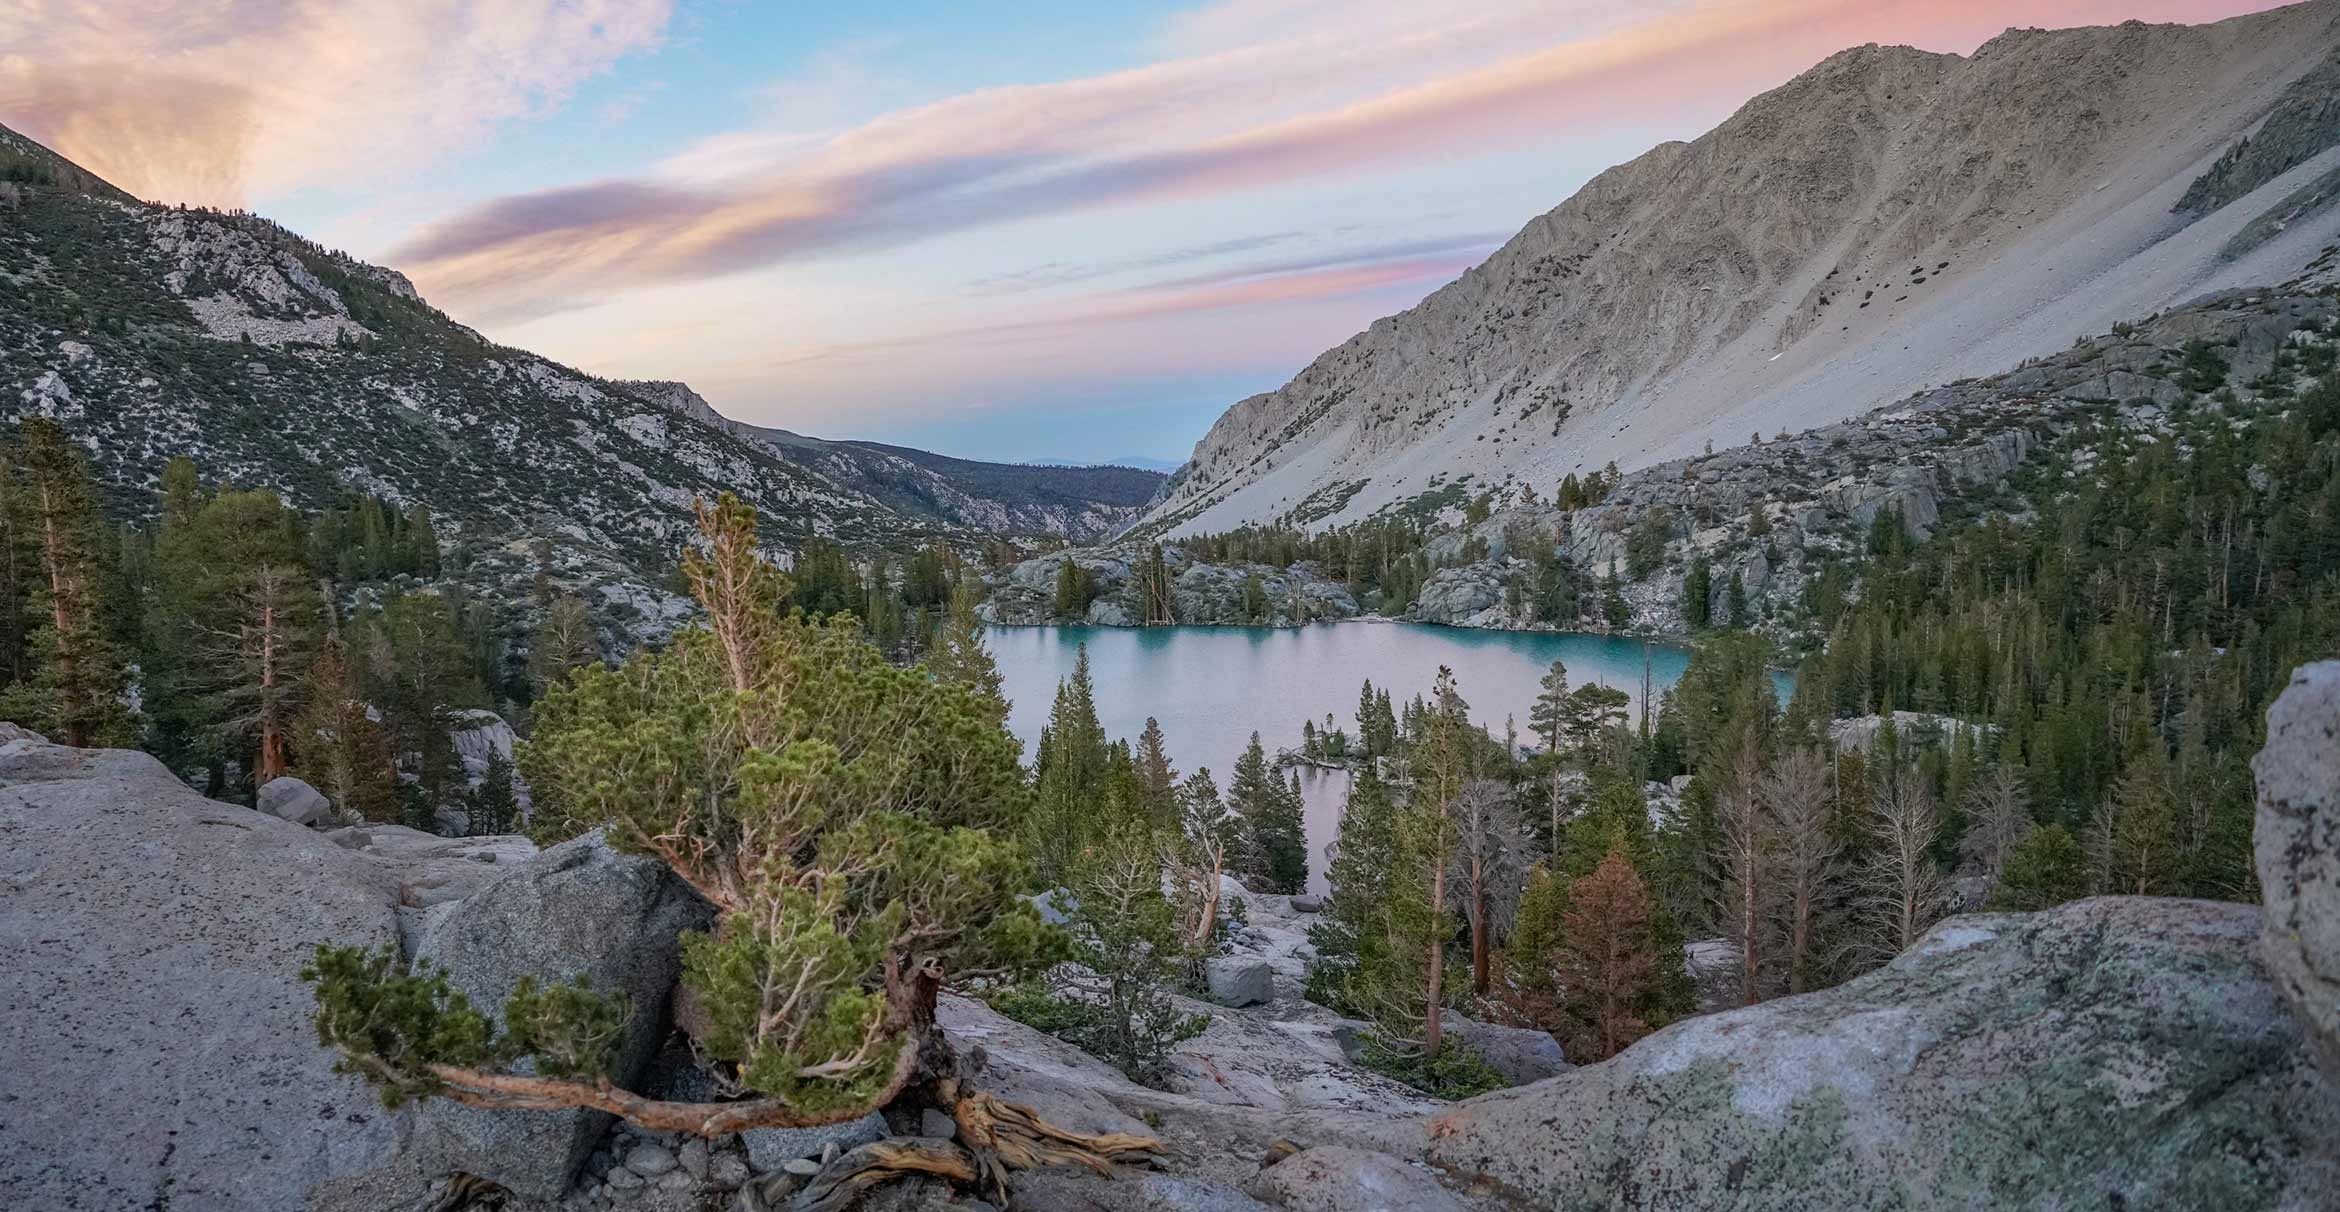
[
  {"xmin": 790, "ymin": 1138, "xmax": 977, "ymax": 1212},
  {"xmin": 945, "ymin": 1082, "xmax": 1165, "ymax": 1201},
  {"xmin": 786, "ymin": 1083, "xmax": 1164, "ymax": 1211}
]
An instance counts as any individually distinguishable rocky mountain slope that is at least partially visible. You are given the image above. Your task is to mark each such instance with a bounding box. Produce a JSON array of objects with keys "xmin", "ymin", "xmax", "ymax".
[
  {"xmin": 994, "ymin": 285, "xmax": 2336, "ymax": 638},
  {"xmin": 0, "ymin": 122, "xmax": 1149, "ymax": 644},
  {"xmin": 627, "ymin": 381, "xmax": 1162, "ymax": 543},
  {"xmin": 1143, "ymin": 2, "xmax": 2340, "ymax": 536}
]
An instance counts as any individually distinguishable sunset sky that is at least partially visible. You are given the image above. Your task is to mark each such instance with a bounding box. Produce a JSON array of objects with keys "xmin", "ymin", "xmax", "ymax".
[{"xmin": 0, "ymin": 0, "xmax": 2290, "ymax": 462}]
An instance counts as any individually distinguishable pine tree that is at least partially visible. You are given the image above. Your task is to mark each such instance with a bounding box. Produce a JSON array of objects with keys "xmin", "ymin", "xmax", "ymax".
[
  {"xmin": 1052, "ymin": 558, "xmax": 1092, "ymax": 620},
  {"xmin": 2097, "ymin": 747, "xmax": 2177, "ymax": 895},
  {"xmin": 1600, "ymin": 560, "xmax": 1631, "ymax": 628},
  {"xmin": 926, "ymin": 585, "xmax": 1007, "ymax": 726},
  {"xmin": 364, "ymin": 592, "xmax": 486, "ymax": 823},
  {"xmin": 1683, "ymin": 564, "xmax": 1712, "ymax": 629},
  {"xmin": 1529, "ymin": 659, "xmax": 1569, "ymax": 752},
  {"xmin": 470, "ymin": 750, "xmax": 521, "ymax": 836},
  {"xmin": 2, "ymin": 419, "xmax": 131, "ymax": 747},
  {"xmin": 290, "ymin": 635, "xmax": 399, "ymax": 822},
  {"xmin": 1407, "ymin": 668, "xmax": 1472, "ymax": 1053},
  {"xmin": 1030, "ymin": 644, "xmax": 1108, "ymax": 882},
  {"xmin": 406, "ymin": 505, "xmax": 440, "ymax": 578},
  {"xmin": 1451, "ymin": 780, "xmax": 1527, "ymax": 995},
  {"xmin": 1960, "ymin": 761, "xmax": 2032, "ymax": 887},
  {"xmin": 1229, "ymin": 732, "xmax": 1306, "ymax": 893},
  {"xmin": 1713, "ymin": 742, "xmax": 1777, "ymax": 1005},
  {"xmin": 1761, "ymin": 748, "xmax": 1836, "ymax": 994},
  {"xmin": 1856, "ymin": 776, "xmax": 1948, "ymax": 968},
  {"xmin": 1170, "ymin": 766, "xmax": 1236, "ymax": 954},
  {"xmin": 171, "ymin": 489, "xmax": 316, "ymax": 784},
  {"xmin": 1553, "ymin": 847, "xmax": 1657, "ymax": 1061},
  {"xmin": 1989, "ymin": 824, "xmax": 2088, "ymax": 911},
  {"xmin": 1134, "ymin": 717, "xmax": 1178, "ymax": 833},
  {"xmin": 1006, "ymin": 817, "xmax": 1206, "ymax": 1086},
  {"xmin": 1306, "ymin": 766, "xmax": 1411, "ymax": 1024},
  {"xmin": 527, "ymin": 595, "xmax": 601, "ymax": 696},
  {"xmin": 314, "ymin": 494, "xmax": 1114, "ymax": 1184}
]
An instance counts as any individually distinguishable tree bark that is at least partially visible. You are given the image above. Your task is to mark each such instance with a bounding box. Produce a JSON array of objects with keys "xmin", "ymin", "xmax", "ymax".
[{"xmin": 1425, "ymin": 861, "xmax": 1446, "ymax": 1054}]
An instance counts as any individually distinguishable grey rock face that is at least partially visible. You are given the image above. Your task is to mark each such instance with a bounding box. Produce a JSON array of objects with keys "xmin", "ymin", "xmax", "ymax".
[
  {"xmin": 1203, "ymin": 957, "xmax": 1274, "ymax": 1008},
  {"xmin": 319, "ymin": 823, "xmax": 537, "ymax": 908},
  {"xmin": 983, "ymin": 546, "xmax": 1358, "ymax": 629},
  {"xmin": 257, "ymin": 775, "xmax": 332, "ymax": 825},
  {"xmin": 742, "ymin": 1111, "xmax": 887, "ymax": 1174},
  {"xmin": 1428, "ymin": 898, "xmax": 2340, "ymax": 1210},
  {"xmin": 405, "ymin": 832, "xmax": 713, "ymax": 1200},
  {"xmin": 1435, "ymin": 1011, "xmax": 1567, "ymax": 1086},
  {"xmin": 1248, "ymin": 1145, "xmax": 1466, "ymax": 1212},
  {"xmin": 2257, "ymin": 660, "xmax": 2340, "ymax": 1075},
  {"xmin": 0, "ymin": 741, "xmax": 407, "ymax": 1212}
]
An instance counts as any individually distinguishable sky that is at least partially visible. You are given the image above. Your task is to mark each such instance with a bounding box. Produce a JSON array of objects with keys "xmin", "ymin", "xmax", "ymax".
[{"xmin": 0, "ymin": 0, "xmax": 2290, "ymax": 464}]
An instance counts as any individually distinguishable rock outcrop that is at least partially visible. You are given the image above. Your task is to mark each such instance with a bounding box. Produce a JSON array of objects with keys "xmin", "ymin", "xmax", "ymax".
[
  {"xmin": 983, "ymin": 547, "xmax": 1360, "ymax": 629},
  {"xmin": 257, "ymin": 774, "xmax": 332, "ymax": 826},
  {"xmin": 2257, "ymin": 660, "xmax": 2340, "ymax": 1074},
  {"xmin": 398, "ymin": 833, "xmax": 713, "ymax": 1201},
  {"xmin": 1427, "ymin": 898, "xmax": 2340, "ymax": 1210},
  {"xmin": 1141, "ymin": 3, "xmax": 2340, "ymax": 537},
  {"xmin": 0, "ymin": 734, "xmax": 407, "ymax": 1212}
]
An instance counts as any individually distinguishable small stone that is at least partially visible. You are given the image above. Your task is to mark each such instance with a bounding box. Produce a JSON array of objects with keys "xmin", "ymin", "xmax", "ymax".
[
  {"xmin": 679, "ymin": 1137, "xmax": 711, "ymax": 1180},
  {"xmin": 1289, "ymin": 894, "xmax": 1323, "ymax": 913},
  {"xmin": 821, "ymin": 1141, "xmax": 840, "ymax": 1163},
  {"xmin": 919, "ymin": 1108, "xmax": 958, "ymax": 1140},
  {"xmin": 605, "ymin": 1167, "xmax": 645, "ymax": 1190},
  {"xmin": 709, "ymin": 1152, "xmax": 751, "ymax": 1188},
  {"xmin": 783, "ymin": 1158, "xmax": 822, "ymax": 1177},
  {"xmin": 656, "ymin": 1170, "xmax": 694, "ymax": 1191},
  {"xmin": 626, "ymin": 1142, "xmax": 679, "ymax": 1177},
  {"xmin": 742, "ymin": 1110, "xmax": 886, "ymax": 1173},
  {"xmin": 729, "ymin": 1187, "xmax": 769, "ymax": 1212}
]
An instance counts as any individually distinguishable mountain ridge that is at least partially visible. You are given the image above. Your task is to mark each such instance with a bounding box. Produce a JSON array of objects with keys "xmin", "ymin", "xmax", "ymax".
[
  {"xmin": 0, "ymin": 120, "xmax": 1154, "ymax": 648},
  {"xmin": 1140, "ymin": 2, "xmax": 2340, "ymax": 536},
  {"xmin": 617, "ymin": 379, "xmax": 1161, "ymax": 542}
]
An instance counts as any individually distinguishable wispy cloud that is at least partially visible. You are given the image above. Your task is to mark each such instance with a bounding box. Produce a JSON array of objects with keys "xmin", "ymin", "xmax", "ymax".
[
  {"xmin": 0, "ymin": 0, "xmax": 673, "ymax": 205},
  {"xmin": 384, "ymin": 0, "xmax": 2262, "ymax": 323},
  {"xmin": 965, "ymin": 231, "xmax": 1309, "ymax": 294},
  {"xmin": 1139, "ymin": 232, "xmax": 1510, "ymax": 293}
]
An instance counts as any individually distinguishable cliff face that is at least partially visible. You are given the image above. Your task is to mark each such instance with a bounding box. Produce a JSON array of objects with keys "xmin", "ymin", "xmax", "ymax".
[{"xmin": 1143, "ymin": 2, "xmax": 2340, "ymax": 537}]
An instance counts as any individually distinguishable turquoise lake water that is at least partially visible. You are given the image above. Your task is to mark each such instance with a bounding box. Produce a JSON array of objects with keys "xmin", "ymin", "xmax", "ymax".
[{"xmin": 985, "ymin": 622, "xmax": 1700, "ymax": 894}]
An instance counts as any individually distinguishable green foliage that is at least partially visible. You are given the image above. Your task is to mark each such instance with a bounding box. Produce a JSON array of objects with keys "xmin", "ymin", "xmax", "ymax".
[
  {"xmin": 1683, "ymin": 563, "xmax": 1713, "ymax": 629},
  {"xmin": 1029, "ymin": 644, "xmax": 1110, "ymax": 883},
  {"xmin": 1306, "ymin": 767, "xmax": 1408, "ymax": 1020},
  {"xmin": 301, "ymin": 943, "xmax": 622, "ymax": 1108},
  {"xmin": 470, "ymin": 750, "xmax": 521, "ymax": 836},
  {"xmin": 1052, "ymin": 557, "xmax": 1097, "ymax": 619},
  {"xmin": 289, "ymin": 635, "xmax": 399, "ymax": 822},
  {"xmin": 0, "ymin": 419, "xmax": 135, "ymax": 748},
  {"xmin": 1989, "ymin": 825, "xmax": 2089, "ymax": 911},
  {"xmin": 1789, "ymin": 363, "xmax": 2340, "ymax": 903},
  {"xmin": 359, "ymin": 591, "xmax": 487, "ymax": 811},
  {"xmin": 992, "ymin": 819, "xmax": 1206, "ymax": 1088},
  {"xmin": 1625, "ymin": 506, "xmax": 1673, "ymax": 581},
  {"xmin": 1231, "ymin": 733, "xmax": 1307, "ymax": 894},
  {"xmin": 1351, "ymin": 1032, "xmax": 1508, "ymax": 1100},
  {"xmin": 503, "ymin": 496, "xmax": 1050, "ymax": 1117}
]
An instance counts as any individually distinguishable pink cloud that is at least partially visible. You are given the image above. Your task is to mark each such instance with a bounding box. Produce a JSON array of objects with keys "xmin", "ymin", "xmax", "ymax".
[
  {"xmin": 0, "ymin": 0, "xmax": 672, "ymax": 206},
  {"xmin": 390, "ymin": 0, "xmax": 2289, "ymax": 322}
]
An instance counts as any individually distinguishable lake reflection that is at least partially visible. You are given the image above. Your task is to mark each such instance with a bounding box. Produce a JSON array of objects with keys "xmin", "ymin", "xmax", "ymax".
[{"xmin": 987, "ymin": 621, "xmax": 1694, "ymax": 894}]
